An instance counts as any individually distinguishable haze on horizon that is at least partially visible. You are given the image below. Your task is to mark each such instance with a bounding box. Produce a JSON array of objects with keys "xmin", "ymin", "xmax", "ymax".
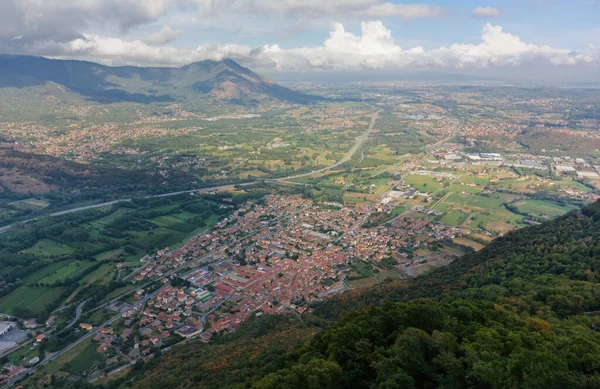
[{"xmin": 0, "ymin": 0, "xmax": 598, "ymax": 82}]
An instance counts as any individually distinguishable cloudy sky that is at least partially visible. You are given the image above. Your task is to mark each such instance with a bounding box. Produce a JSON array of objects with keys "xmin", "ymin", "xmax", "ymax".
[{"xmin": 1, "ymin": 0, "xmax": 598, "ymax": 79}]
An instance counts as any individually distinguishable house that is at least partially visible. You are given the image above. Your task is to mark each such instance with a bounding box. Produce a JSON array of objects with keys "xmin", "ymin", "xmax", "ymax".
[
  {"xmin": 122, "ymin": 329, "xmax": 133, "ymax": 341},
  {"xmin": 24, "ymin": 320, "xmax": 37, "ymax": 329},
  {"xmin": 35, "ymin": 334, "xmax": 45, "ymax": 342},
  {"xmin": 79, "ymin": 323, "xmax": 93, "ymax": 331},
  {"xmin": 175, "ymin": 325, "xmax": 203, "ymax": 339},
  {"xmin": 28, "ymin": 357, "xmax": 40, "ymax": 366},
  {"xmin": 45, "ymin": 316, "xmax": 57, "ymax": 327}
]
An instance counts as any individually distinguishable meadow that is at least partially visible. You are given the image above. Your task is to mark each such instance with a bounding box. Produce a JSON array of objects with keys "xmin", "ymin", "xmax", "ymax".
[
  {"xmin": 0, "ymin": 193, "xmax": 232, "ymax": 318},
  {"xmin": 513, "ymin": 199, "xmax": 578, "ymax": 219},
  {"xmin": 0, "ymin": 286, "xmax": 67, "ymax": 317}
]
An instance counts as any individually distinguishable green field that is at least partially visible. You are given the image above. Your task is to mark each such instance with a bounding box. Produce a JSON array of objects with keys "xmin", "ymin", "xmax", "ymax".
[
  {"xmin": 347, "ymin": 259, "xmax": 376, "ymax": 280},
  {"xmin": 21, "ymin": 239, "xmax": 75, "ymax": 256},
  {"xmin": 63, "ymin": 339, "xmax": 104, "ymax": 375},
  {"xmin": 0, "ymin": 194, "xmax": 230, "ymax": 318},
  {"xmin": 30, "ymin": 337, "xmax": 102, "ymax": 378},
  {"xmin": 514, "ymin": 200, "xmax": 578, "ymax": 219},
  {"xmin": 0, "ymin": 286, "xmax": 66, "ymax": 317},
  {"xmin": 445, "ymin": 193, "xmax": 506, "ymax": 210},
  {"xmin": 447, "ymin": 184, "xmax": 483, "ymax": 194},
  {"xmin": 439, "ymin": 210, "xmax": 468, "ymax": 226},
  {"xmin": 458, "ymin": 174, "xmax": 491, "ymax": 186},
  {"xmin": 23, "ymin": 260, "xmax": 96, "ymax": 285},
  {"xmin": 7, "ymin": 344, "xmax": 40, "ymax": 365},
  {"xmin": 405, "ymin": 175, "xmax": 442, "ymax": 193},
  {"xmin": 79, "ymin": 263, "xmax": 117, "ymax": 286},
  {"xmin": 94, "ymin": 248, "xmax": 124, "ymax": 261}
]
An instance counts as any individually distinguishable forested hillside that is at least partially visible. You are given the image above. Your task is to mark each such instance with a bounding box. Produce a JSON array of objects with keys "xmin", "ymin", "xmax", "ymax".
[{"xmin": 76, "ymin": 200, "xmax": 600, "ymax": 389}]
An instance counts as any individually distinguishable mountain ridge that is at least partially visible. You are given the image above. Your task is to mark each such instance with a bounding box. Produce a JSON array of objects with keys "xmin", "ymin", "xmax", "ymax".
[{"xmin": 0, "ymin": 54, "xmax": 320, "ymax": 104}]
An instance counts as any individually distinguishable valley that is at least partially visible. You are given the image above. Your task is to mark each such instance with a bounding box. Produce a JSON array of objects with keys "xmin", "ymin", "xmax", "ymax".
[{"xmin": 0, "ymin": 56, "xmax": 599, "ymax": 389}]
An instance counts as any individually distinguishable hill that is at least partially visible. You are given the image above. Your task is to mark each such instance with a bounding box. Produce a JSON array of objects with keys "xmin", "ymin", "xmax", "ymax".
[
  {"xmin": 111, "ymin": 201, "xmax": 600, "ymax": 389},
  {"xmin": 0, "ymin": 55, "xmax": 320, "ymax": 104}
]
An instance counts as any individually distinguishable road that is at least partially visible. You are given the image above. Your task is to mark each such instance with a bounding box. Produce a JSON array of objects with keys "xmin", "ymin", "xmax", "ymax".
[
  {"xmin": 0, "ymin": 183, "xmax": 255, "ymax": 234},
  {"xmin": 0, "ymin": 108, "xmax": 383, "ymax": 387},
  {"xmin": 65, "ymin": 299, "xmax": 89, "ymax": 329},
  {"xmin": 276, "ymin": 109, "xmax": 383, "ymax": 182},
  {"xmin": 0, "ymin": 108, "xmax": 382, "ymax": 234},
  {"xmin": 1, "ymin": 312, "xmax": 122, "ymax": 389}
]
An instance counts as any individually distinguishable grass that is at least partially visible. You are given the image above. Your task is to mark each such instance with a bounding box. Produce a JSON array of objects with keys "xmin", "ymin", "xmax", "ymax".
[
  {"xmin": 94, "ymin": 248, "xmax": 124, "ymax": 261},
  {"xmin": 82, "ymin": 308, "xmax": 114, "ymax": 326},
  {"xmin": 21, "ymin": 239, "xmax": 75, "ymax": 256},
  {"xmin": 0, "ymin": 286, "xmax": 66, "ymax": 317},
  {"xmin": 439, "ymin": 210, "xmax": 467, "ymax": 226},
  {"xmin": 2, "ymin": 196, "xmax": 225, "ymax": 315},
  {"xmin": 347, "ymin": 259, "xmax": 375, "ymax": 280},
  {"xmin": 453, "ymin": 237, "xmax": 485, "ymax": 251},
  {"xmin": 458, "ymin": 174, "xmax": 491, "ymax": 186},
  {"xmin": 21, "ymin": 199, "xmax": 50, "ymax": 208},
  {"xmin": 433, "ymin": 202, "xmax": 451, "ymax": 212},
  {"xmin": 513, "ymin": 200, "xmax": 578, "ymax": 219},
  {"xmin": 347, "ymin": 277, "xmax": 380, "ymax": 289},
  {"xmin": 377, "ymin": 270, "xmax": 405, "ymax": 281},
  {"xmin": 24, "ymin": 260, "xmax": 96, "ymax": 285},
  {"xmin": 447, "ymin": 185, "xmax": 483, "ymax": 194},
  {"xmin": 343, "ymin": 192, "xmax": 380, "ymax": 206},
  {"xmin": 405, "ymin": 175, "xmax": 442, "ymax": 193},
  {"xmin": 7, "ymin": 344, "xmax": 40, "ymax": 365},
  {"xmin": 446, "ymin": 193, "xmax": 507, "ymax": 211},
  {"xmin": 392, "ymin": 205, "xmax": 406, "ymax": 216},
  {"xmin": 79, "ymin": 263, "xmax": 117, "ymax": 286},
  {"xmin": 41, "ymin": 337, "xmax": 102, "ymax": 376}
]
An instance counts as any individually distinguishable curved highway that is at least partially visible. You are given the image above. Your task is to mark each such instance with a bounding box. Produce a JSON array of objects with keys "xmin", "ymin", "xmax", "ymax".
[{"xmin": 0, "ymin": 109, "xmax": 382, "ymax": 233}]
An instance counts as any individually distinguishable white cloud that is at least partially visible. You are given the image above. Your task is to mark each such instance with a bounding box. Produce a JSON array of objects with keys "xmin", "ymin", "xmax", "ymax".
[
  {"xmin": 472, "ymin": 6, "xmax": 502, "ymax": 19},
  {"xmin": 360, "ymin": 3, "xmax": 447, "ymax": 19},
  {"xmin": 30, "ymin": 21, "xmax": 596, "ymax": 72},
  {"xmin": 143, "ymin": 25, "xmax": 183, "ymax": 45},
  {"xmin": 0, "ymin": 0, "xmax": 184, "ymax": 46},
  {"xmin": 196, "ymin": 0, "xmax": 446, "ymax": 19}
]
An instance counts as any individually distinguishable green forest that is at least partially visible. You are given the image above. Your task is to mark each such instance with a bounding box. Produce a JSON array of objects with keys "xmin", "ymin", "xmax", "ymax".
[{"xmin": 53, "ymin": 200, "xmax": 600, "ymax": 389}]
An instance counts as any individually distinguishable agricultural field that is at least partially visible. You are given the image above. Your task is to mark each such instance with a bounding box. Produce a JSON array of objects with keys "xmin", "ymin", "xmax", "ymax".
[
  {"xmin": 23, "ymin": 260, "xmax": 96, "ymax": 285},
  {"xmin": 439, "ymin": 210, "xmax": 468, "ymax": 226},
  {"xmin": 21, "ymin": 239, "xmax": 75, "ymax": 256},
  {"xmin": 404, "ymin": 175, "xmax": 443, "ymax": 193},
  {"xmin": 347, "ymin": 277, "xmax": 380, "ymax": 289},
  {"xmin": 0, "ymin": 286, "xmax": 67, "ymax": 317},
  {"xmin": 513, "ymin": 200, "xmax": 578, "ymax": 219},
  {"xmin": 0, "ymin": 193, "xmax": 233, "ymax": 318},
  {"xmin": 29, "ymin": 337, "xmax": 101, "ymax": 380},
  {"xmin": 453, "ymin": 237, "xmax": 486, "ymax": 251}
]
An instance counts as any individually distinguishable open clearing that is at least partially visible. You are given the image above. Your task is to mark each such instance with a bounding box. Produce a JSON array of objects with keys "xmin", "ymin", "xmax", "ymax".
[
  {"xmin": 0, "ymin": 286, "xmax": 66, "ymax": 317},
  {"xmin": 21, "ymin": 239, "xmax": 75, "ymax": 256}
]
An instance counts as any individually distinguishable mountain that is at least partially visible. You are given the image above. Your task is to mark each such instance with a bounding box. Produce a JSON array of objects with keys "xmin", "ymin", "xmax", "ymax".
[
  {"xmin": 117, "ymin": 201, "xmax": 600, "ymax": 389},
  {"xmin": 0, "ymin": 55, "xmax": 320, "ymax": 104}
]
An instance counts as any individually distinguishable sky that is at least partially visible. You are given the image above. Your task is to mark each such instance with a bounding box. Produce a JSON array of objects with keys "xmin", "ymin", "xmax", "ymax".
[{"xmin": 0, "ymin": 0, "xmax": 598, "ymax": 80}]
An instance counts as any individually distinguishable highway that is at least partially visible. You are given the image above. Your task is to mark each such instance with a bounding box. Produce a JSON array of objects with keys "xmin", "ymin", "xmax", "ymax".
[
  {"xmin": 0, "ymin": 183, "xmax": 254, "ymax": 234},
  {"xmin": 0, "ymin": 108, "xmax": 382, "ymax": 234},
  {"xmin": 64, "ymin": 299, "xmax": 89, "ymax": 329},
  {"xmin": 0, "ymin": 106, "xmax": 384, "ymax": 387},
  {"xmin": 275, "ymin": 109, "xmax": 383, "ymax": 181}
]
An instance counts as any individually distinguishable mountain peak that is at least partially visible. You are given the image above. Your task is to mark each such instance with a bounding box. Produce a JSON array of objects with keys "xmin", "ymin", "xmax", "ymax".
[{"xmin": 0, "ymin": 55, "xmax": 320, "ymax": 105}]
